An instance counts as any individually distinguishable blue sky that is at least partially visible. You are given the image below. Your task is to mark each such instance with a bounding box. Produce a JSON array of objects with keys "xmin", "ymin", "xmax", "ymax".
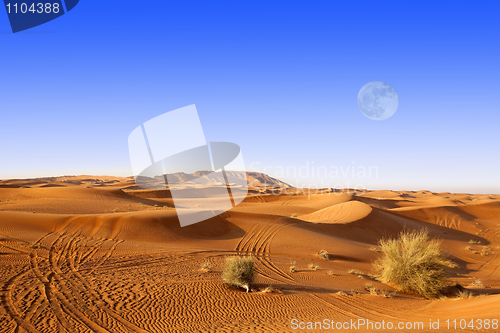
[{"xmin": 1, "ymin": 1, "xmax": 499, "ymax": 193}]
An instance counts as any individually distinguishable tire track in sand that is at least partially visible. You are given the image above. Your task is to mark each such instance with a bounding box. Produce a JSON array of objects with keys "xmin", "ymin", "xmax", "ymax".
[
  {"xmin": 2, "ymin": 229, "xmax": 150, "ymax": 333},
  {"xmin": 235, "ymin": 222, "xmax": 295, "ymax": 284}
]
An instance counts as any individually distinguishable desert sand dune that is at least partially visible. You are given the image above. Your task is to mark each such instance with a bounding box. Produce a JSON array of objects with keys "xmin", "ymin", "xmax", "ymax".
[
  {"xmin": 1, "ymin": 175, "xmax": 500, "ymax": 332},
  {"xmin": 298, "ymin": 201, "xmax": 372, "ymax": 224}
]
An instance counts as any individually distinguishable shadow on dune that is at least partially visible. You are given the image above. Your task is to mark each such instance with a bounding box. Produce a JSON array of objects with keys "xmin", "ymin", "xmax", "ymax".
[
  {"xmin": 353, "ymin": 195, "xmax": 403, "ymax": 209},
  {"xmin": 49, "ymin": 211, "xmax": 246, "ymax": 242},
  {"xmin": 289, "ymin": 208, "xmax": 489, "ymax": 247}
]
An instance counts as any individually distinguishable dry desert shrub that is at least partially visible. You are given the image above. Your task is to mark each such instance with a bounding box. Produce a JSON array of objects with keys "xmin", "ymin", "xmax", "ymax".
[
  {"xmin": 200, "ymin": 262, "xmax": 213, "ymax": 273},
  {"xmin": 308, "ymin": 263, "xmax": 319, "ymax": 270},
  {"xmin": 380, "ymin": 289, "xmax": 396, "ymax": 298},
  {"xmin": 364, "ymin": 283, "xmax": 395, "ymax": 298},
  {"xmin": 261, "ymin": 285, "xmax": 282, "ymax": 294},
  {"xmin": 468, "ymin": 279, "xmax": 484, "ymax": 288},
  {"xmin": 455, "ymin": 290, "xmax": 474, "ymax": 299},
  {"xmin": 317, "ymin": 250, "xmax": 330, "ymax": 260},
  {"xmin": 365, "ymin": 283, "xmax": 377, "ymax": 294},
  {"xmin": 374, "ymin": 229, "xmax": 455, "ymax": 299},
  {"xmin": 348, "ymin": 269, "xmax": 364, "ymax": 275},
  {"xmin": 222, "ymin": 256, "xmax": 255, "ymax": 292}
]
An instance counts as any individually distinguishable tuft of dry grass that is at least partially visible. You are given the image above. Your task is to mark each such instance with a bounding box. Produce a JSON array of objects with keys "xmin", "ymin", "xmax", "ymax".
[
  {"xmin": 289, "ymin": 265, "xmax": 296, "ymax": 273},
  {"xmin": 261, "ymin": 285, "xmax": 282, "ymax": 294},
  {"xmin": 469, "ymin": 239, "xmax": 481, "ymax": 244},
  {"xmin": 222, "ymin": 256, "xmax": 255, "ymax": 292},
  {"xmin": 317, "ymin": 250, "xmax": 330, "ymax": 261},
  {"xmin": 468, "ymin": 279, "xmax": 484, "ymax": 288},
  {"xmin": 348, "ymin": 269, "xmax": 364, "ymax": 275},
  {"xmin": 308, "ymin": 263, "xmax": 319, "ymax": 270},
  {"xmin": 327, "ymin": 270, "xmax": 335, "ymax": 276},
  {"xmin": 200, "ymin": 262, "xmax": 214, "ymax": 273},
  {"xmin": 455, "ymin": 290, "xmax": 474, "ymax": 299},
  {"xmin": 374, "ymin": 229, "xmax": 455, "ymax": 299},
  {"xmin": 365, "ymin": 283, "xmax": 377, "ymax": 294},
  {"xmin": 364, "ymin": 284, "xmax": 395, "ymax": 297},
  {"xmin": 380, "ymin": 290, "xmax": 396, "ymax": 298}
]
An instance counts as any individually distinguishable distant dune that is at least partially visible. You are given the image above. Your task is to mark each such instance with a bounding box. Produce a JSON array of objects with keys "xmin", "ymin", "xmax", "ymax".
[{"xmin": 1, "ymin": 174, "xmax": 499, "ymax": 332}]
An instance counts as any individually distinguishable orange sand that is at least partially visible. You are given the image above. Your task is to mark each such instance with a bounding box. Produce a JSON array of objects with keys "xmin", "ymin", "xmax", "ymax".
[{"xmin": 1, "ymin": 175, "xmax": 499, "ymax": 332}]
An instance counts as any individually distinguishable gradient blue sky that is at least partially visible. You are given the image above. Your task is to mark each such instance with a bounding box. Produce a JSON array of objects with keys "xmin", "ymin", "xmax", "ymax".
[{"xmin": 1, "ymin": 1, "xmax": 499, "ymax": 193}]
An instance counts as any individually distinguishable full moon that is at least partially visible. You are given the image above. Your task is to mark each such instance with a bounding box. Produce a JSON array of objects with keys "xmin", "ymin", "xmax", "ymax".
[{"xmin": 357, "ymin": 81, "xmax": 399, "ymax": 121}]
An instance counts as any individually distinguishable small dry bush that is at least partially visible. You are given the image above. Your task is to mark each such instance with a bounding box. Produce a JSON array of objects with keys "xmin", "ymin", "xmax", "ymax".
[
  {"xmin": 455, "ymin": 290, "xmax": 474, "ymax": 299},
  {"xmin": 222, "ymin": 256, "xmax": 255, "ymax": 292},
  {"xmin": 348, "ymin": 269, "xmax": 364, "ymax": 275},
  {"xmin": 365, "ymin": 283, "xmax": 377, "ymax": 294},
  {"xmin": 380, "ymin": 290, "xmax": 396, "ymax": 298},
  {"xmin": 317, "ymin": 250, "xmax": 330, "ymax": 260},
  {"xmin": 200, "ymin": 262, "xmax": 213, "ymax": 273},
  {"xmin": 308, "ymin": 263, "xmax": 319, "ymax": 270},
  {"xmin": 261, "ymin": 285, "xmax": 282, "ymax": 294},
  {"xmin": 374, "ymin": 229, "xmax": 455, "ymax": 299},
  {"xmin": 365, "ymin": 283, "xmax": 395, "ymax": 297},
  {"xmin": 468, "ymin": 279, "xmax": 484, "ymax": 288}
]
